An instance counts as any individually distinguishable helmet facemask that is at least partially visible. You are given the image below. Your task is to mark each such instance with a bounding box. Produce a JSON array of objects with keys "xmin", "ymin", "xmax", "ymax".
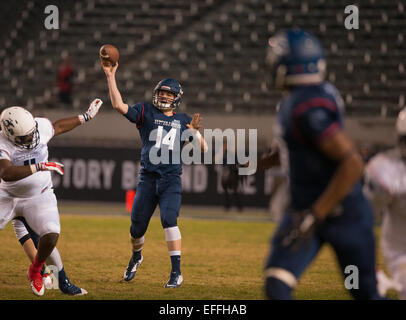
[
  {"xmin": 152, "ymin": 79, "xmax": 183, "ymax": 111},
  {"xmin": 14, "ymin": 121, "xmax": 39, "ymax": 149},
  {"xmin": 153, "ymin": 89, "xmax": 177, "ymax": 111}
]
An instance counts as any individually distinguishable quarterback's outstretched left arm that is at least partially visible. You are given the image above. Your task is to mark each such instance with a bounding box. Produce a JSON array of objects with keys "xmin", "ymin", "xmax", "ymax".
[
  {"xmin": 186, "ymin": 113, "xmax": 208, "ymax": 153},
  {"xmin": 52, "ymin": 99, "xmax": 103, "ymax": 137}
]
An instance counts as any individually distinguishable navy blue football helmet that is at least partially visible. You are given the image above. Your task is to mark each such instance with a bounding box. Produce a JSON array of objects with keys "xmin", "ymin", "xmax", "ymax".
[
  {"xmin": 265, "ymin": 29, "xmax": 326, "ymax": 89},
  {"xmin": 152, "ymin": 78, "xmax": 183, "ymax": 110}
]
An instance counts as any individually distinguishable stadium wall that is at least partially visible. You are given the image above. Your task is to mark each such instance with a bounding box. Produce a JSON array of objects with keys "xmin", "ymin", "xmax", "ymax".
[{"xmin": 48, "ymin": 146, "xmax": 273, "ymax": 208}]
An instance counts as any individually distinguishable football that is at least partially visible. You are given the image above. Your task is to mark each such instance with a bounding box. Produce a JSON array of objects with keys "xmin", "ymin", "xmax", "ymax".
[{"xmin": 99, "ymin": 44, "xmax": 119, "ymax": 67}]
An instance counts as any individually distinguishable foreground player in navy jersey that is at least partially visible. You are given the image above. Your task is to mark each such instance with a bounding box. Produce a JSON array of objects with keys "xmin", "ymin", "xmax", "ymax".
[
  {"xmin": 102, "ymin": 62, "xmax": 207, "ymax": 288},
  {"xmin": 260, "ymin": 29, "xmax": 381, "ymax": 299}
]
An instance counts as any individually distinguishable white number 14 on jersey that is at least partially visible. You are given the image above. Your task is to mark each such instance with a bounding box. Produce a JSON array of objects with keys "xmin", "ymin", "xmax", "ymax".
[{"xmin": 155, "ymin": 126, "xmax": 177, "ymax": 150}]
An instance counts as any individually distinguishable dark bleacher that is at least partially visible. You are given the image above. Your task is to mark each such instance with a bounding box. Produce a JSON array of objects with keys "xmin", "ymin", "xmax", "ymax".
[{"xmin": 0, "ymin": 0, "xmax": 405, "ymax": 116}]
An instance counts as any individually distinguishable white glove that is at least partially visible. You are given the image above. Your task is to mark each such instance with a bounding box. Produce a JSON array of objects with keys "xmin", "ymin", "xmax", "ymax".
[
  {"xmin": 30, "ymin": 162, "xmax": 64, "ymax": 175},
  {"xmin": 79, "ymin": 99, "xmax": 103, "ymax": 123}
]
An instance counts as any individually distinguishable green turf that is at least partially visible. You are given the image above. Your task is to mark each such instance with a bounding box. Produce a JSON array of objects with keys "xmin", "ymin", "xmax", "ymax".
[{"xmin": 0, "ymin": 211, "xmax": 397, "ymax": 300}]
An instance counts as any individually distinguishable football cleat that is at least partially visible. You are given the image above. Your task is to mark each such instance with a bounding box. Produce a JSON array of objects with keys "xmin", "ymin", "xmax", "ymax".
[
  {"xmin": 59, "ymin": 277, "xmax": 88, "ymax": 296},
  {"xmin": 27, "ymin": 265, "xmax": 44, "ymax": 296},
  {"xmin": 164, "ymin": 272, "xmax": 183, "ymax": 288},
  {"xmin": 123, "ymin": 255, "xmax": 143, "ymax": 282}
]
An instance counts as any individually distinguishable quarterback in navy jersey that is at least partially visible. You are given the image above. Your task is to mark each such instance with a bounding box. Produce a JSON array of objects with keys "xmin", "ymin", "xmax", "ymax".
[
  {"xmin": 102, "ymin": 61, "xmax": 207, "ymax": 288},
  {"xmin": 259, "ymin": 29, "xmax": 381, "ymax": 299}
]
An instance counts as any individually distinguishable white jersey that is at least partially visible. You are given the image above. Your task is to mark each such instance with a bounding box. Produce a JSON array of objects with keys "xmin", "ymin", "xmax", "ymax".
[
  {"xmin": 364, "ymin": 148, "xmax": 406, "ymax": 265},
  {"xmin": 0, "ymin": 117, "xmax": 55, "ymax": 198}
]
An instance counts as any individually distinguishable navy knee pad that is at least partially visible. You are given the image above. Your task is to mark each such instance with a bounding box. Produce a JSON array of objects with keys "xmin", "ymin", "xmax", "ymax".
[
  {"xmin": 161, "ymin": 217, "xmax": 177, "ymax": 229},
  {"xmin": 160, "ymin": 209, "xmax": 178, "ymax": 229},
  {"xmin": 265, "ymin": 277, "xmax": 293, "ymax": 300}
]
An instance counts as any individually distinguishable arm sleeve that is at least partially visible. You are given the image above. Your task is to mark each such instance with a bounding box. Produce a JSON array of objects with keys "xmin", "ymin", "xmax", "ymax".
[
  {"xmin": 295, "ymin": 105, "xmax": 340, "ymax": 144},
  {"xmin": 0, "ymin": 145, "xmax": 11, "ymax": 161},
  {"xmin": 124, "ymin": 103, "xmax": 144, "ymax": 127},
  {"xmin": 36, "ymin": 118, "xmax": 55, "ymax": 144}
]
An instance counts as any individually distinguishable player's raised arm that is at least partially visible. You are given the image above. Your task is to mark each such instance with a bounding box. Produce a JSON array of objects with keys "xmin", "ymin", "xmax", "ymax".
[
  {"xmin": 101, "ymin": 62, "xmax": 129, "ymax": 115},
  {"xmin": 186, "ymin": 113, "xmax": 208, "ymax": 153},
  {"xmin": 52, "ymin": 98, "xmax": 103, "ymax": 137}
]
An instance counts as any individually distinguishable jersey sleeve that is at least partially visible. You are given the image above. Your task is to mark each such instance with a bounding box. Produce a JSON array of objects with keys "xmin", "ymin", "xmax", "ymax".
[
  {"xmin": 185, "ymin": 114, "xmax": 192, "ymax": 124},
  {"xmin": 293, "ymin": 99, "xmax": 340, "ymax": 144},
  {"xmin": 36, "ymin": 118, "xmax": 55, "ymax": 144},
  {"xmin": 0, "ymin": 140, "xmax": 11, "ymax": 161},
  {"xmin": 124, "ymin": 103, "xmax": 145, "ymax": 127}
]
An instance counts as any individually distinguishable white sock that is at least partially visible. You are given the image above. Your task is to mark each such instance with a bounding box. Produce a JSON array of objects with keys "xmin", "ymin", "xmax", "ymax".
[{"xmin": 46, "ymin": 247, "xmax": 64, "ymax": 271}]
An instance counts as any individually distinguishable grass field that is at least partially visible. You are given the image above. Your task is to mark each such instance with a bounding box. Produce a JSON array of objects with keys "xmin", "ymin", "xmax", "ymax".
[{"xmin": 0, "ymin": 205, "xmax": 396, "ymax": 300}]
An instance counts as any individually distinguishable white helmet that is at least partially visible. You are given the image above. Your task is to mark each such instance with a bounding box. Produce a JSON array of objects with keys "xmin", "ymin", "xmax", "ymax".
[{"xmin": 0, "ymin": 106, "xmax": 39, "ymax": 149}]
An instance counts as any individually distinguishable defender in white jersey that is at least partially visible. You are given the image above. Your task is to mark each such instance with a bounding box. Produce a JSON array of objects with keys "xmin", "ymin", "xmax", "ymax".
[
  {"xmin": 364, "ymin": 107, "xmax": 406, "ymax": 299},
  {"xmin": 0, "ymin": 99, "xmax": 102, "ymax": 296}
]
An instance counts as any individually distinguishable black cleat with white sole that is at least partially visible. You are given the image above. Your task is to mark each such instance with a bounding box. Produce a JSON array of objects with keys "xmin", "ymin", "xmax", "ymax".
[
  {"xmin": 59, "ymin": 277, "xmax": 88, "ymax": 296},
  {"xmin": 123, "ymin": 255, "xmax": 143, "ymax": 282},
  {"xmin": 164, "ymin": 272, "xmax": 183, "ymax": 288}
]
